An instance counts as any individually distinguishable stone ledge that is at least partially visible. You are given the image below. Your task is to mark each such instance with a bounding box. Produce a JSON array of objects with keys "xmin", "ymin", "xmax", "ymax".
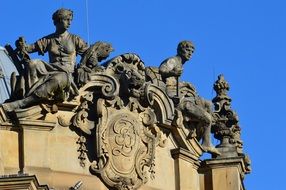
[
  {"xmin": 18, "ymin": 119, "xmax": 56, "ymax": 131},
  {"xmin": 171, "ymin": 148, "xmax": 201, "ymax": 169},
  {"xmin": 0, "ymin": 174, "xmax": 49, "ymax": 190},
  {"xmin": 0, "ymin": 119, "xmax": 56, "ymax": 131}
]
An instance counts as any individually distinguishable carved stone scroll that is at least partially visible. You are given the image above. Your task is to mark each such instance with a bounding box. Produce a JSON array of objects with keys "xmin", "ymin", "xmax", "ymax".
[
  {"xmin": 79, "ymin": 74, "xmax": 119, "ymax": 99},
  {"xmin": 72, "ymin": 92, "xmax": 94, "ymax": 135},
  {"xmin": 144, "ymin": 84, "xmax": 175, "ymax": 126}
]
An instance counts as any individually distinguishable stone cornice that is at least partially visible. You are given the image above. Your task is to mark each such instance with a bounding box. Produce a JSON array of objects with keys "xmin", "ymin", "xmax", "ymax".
[
  {"xmin": 18, "ymin": 119, "xmax": 56, "ymax": 131},
  {"xmin": 0, "ymin": 119, "xmax": 56, "ymax": 131},
  {"xmin": 171, "ymin": 147, "xmax": 201, "ymax": 169},
  {"xmin": 0, "ymin": 174, "xmax": 49, "ymax": 190}
]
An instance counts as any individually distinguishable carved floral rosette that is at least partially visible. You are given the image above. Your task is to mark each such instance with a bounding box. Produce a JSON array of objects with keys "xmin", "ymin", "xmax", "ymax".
[{"xmin": 90, "ymin": 97, "xmax": 164, "ymax": 190}]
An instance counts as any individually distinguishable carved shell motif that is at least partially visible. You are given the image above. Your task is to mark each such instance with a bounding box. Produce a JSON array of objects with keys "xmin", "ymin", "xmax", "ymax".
[{"xmin": 91, "ymin": 98, "xmax": 164, "ymax": 190}]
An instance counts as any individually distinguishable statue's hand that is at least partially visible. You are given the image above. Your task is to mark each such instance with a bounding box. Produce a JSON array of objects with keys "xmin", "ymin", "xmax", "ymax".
[
  {"xmin": 15, "ymin": 37, "xmax": 27, "ymax": 50},
  {"xmin": 76, "ymin": 66, "xmax": 91, "ymax": 87},
  {"xmin": 172, "ymin": 67, "xmax": 183, "ymax": 77},
  {"xmin": 15, "ymin": 37, "xmax": 30, "ymax": 61}
]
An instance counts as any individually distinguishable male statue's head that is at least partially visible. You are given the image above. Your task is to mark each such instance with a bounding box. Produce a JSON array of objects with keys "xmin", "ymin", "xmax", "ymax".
[
  {"xmin": 177, "ymin": 40, "xmax": 195, "ymax": 62},
  {"xmin": 52, "ymin": 8, "xmax": 73, "ymax": 31}
]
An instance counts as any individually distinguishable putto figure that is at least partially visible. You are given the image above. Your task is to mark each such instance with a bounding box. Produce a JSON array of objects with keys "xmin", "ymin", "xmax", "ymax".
[{"xmin": 2, "ymin": 8, "xmax": 89, "ymax": 112}]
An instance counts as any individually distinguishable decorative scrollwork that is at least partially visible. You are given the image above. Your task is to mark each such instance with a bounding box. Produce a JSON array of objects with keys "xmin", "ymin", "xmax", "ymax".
[
  {"xmin": 72, "ymin": 92, "xmax": 94, "ymax": 135},
  {"xmin": 90, "ymin": 98, "xmax": 164, "ymax": 190},
  {"xmin": 144, "ymin": 84, "xmax": 175, "ymax": 125},
  {"xmin": 79, "ymin": 74, "xmax": 119, "ymax": 99},
  {"xmin": 112, "ymin": 118, "xmax": 137, "ymax": 157}
]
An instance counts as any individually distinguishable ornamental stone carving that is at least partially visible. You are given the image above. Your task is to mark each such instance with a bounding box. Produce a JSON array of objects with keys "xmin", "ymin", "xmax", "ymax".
[
  {"xmin": 0, "ymin": 8, "xmax": 251, "ymax": 190},
  {"xmin": 90, "ymin": 98, "xmax": 165, "ymax": 189}
]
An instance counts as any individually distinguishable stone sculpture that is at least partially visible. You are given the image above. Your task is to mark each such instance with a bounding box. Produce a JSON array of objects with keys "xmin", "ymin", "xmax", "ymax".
[
  {"xmin": 159, "ymin": 40, "xmax": 220, "ymax": 155},
  {"xmin": 2, "ymin": 43, "xmax": 112, "ymax": 115},
  {"xmin": 211, "ymin": 75, "xmax": 251, "ymax": 172},
  {"xmin": 176, "ymin": 83, "xmax": 220, "ymax": 155},
  {"xmin": 0, "ymin": 8, "xmax": 251, "ymax": 190},
  {"xmin": 76, "ymin": 41, "xmax": 113, "ymax": 87},
  {"xmin": 2, "ymin": 8, "xmax": 88, "ymax": 112},
  {"xmin": 159, "ymin": 40, "xmax": 194, "ymax": 99}
]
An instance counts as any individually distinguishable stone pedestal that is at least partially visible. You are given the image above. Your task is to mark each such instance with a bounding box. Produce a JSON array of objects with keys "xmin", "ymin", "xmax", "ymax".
[
  {"xmin": 171, "ymin": 148, "xmax": 200, "ymax": 190},
  {"xmin": 199, "ymin": 157, "xmax": 248, "ymax": 190}
]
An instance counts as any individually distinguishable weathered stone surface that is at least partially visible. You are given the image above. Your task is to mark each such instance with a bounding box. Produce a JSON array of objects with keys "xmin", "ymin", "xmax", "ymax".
[
  {"xmin": 199, "ymin": 157, "xmax": 250, "ymax": 190},
  {"xmin": 0, "ymin": 8, "xmax": 251, "ymax": 190},
  {"xmin": 0, "ymin": 175, "xmax": 49, "ymax": 190},
  {"xmin": 212, "ymin": 75, "xmax": 251, "ymax": 174}
]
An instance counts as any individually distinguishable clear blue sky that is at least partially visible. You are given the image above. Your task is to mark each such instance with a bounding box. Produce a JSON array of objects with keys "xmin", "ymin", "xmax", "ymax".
[{"xmin": 1, "ymin": 1, "xmax": 285, "ymax": 189}]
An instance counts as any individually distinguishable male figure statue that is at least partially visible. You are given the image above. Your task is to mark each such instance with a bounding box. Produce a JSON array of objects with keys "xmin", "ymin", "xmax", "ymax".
[
  {"xmin": 159, "ymin": 41, "xmax": 220, "ymax": 155},
  {"xmin": 159, "ymin": 40, "xmax": 194, "ymax": 98}
]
